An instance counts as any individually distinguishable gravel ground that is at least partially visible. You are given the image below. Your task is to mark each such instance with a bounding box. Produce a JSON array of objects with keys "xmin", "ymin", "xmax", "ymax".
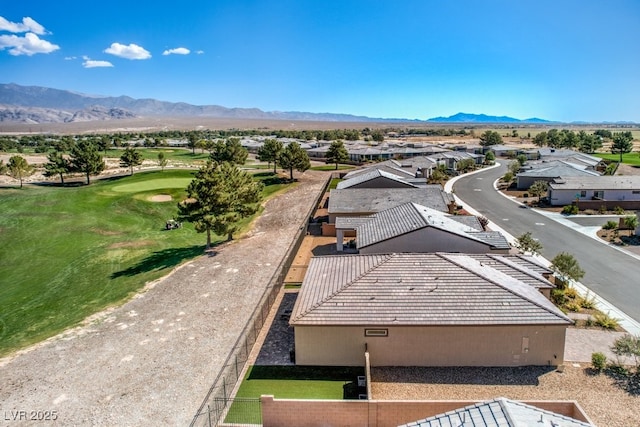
[
  {"xmin": 0, "ymin": 169, "xmax": 327, "ymax": 426},
  {"xmin": 372, "ymin": 365, "xmax": 639, "ymax": 427}
]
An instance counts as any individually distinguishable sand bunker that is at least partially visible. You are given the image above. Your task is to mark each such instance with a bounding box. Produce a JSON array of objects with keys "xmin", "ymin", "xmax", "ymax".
[{"xmin": 150, "ymin": 194, "xmax": 172, "ymax": 202}]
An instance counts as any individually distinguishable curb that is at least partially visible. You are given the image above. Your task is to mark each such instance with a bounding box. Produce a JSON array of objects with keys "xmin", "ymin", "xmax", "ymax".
[{"xmin": 446, "ymin": 163, "xmax": 640, "ymax": 336}]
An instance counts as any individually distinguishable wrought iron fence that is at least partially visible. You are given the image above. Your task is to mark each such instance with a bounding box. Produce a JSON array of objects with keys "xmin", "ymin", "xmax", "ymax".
[{"xmin": 190, "ymin": 174, "xmax": 332, "ymax": 427}]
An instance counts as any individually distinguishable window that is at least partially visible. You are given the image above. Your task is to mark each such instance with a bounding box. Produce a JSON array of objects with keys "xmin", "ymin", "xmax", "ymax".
[
  {"xmin": 364, "ymin": 328, "xmax": 388, "ymax": 337},
  {"xmin": 633, "ymin": 191, "xmax": 640, "ymax": 194},
  {"xmin": 594, "ymin": 191, "xmax": 604, "ymax": 199},
  {"xmin": 580, "ymin": 190, "xmax": 587, "ymax": 197}
]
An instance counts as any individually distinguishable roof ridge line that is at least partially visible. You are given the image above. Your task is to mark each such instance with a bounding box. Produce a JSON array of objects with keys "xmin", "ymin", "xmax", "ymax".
[{"xmin": 439, "ymin": 253, "xmax": 571, "ymax": 323}]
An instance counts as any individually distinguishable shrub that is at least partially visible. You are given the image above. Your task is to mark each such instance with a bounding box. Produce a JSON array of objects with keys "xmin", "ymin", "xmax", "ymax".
[
  {"xmin": 523, "ymin": 193, "xmax": 529, "ymax": 198},
  {"xmin": 564, "ymin": 287, "xmax": 579, "ymax": 299},
  {"xmin": 592, "ymin": 352, "xmax": 607, "ymax": 372},
  {"xmin": 602, "ymin": 220, "xmax": 618, "ymax": 230},
  {"xmin": 593, "ymin": 312, "xmax": 621, "ymax": 330},
  {"xmin": 598, "ymin": 205, "xmax": 607, "ymax": 214},
  {"xmin": 565, "ymin": 301, "xmax": 582, "ymax": 312},
  {"xmin": 551, "ymin": 288, "xmax": 567, "ymax": 306},
  {"xmin": 502, "ymin": 172, "xmax": 514, "ymax": 182},
  {"xmin": 562, "ymin": 204, "xmax": 579, "ymax": 215},
  {"xmin": 581, "ymin": 293, "xmax": 597, "ymax": 309},
  {"xmin": 614, "ymin": 206, "xmax": 626, "ymax": 215}
]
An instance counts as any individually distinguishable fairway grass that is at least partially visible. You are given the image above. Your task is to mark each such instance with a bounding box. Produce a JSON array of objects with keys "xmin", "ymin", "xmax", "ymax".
[
  {"xmin": 593, "ymin": 152, "xmax": 640, "ymax": 166},
  {"xmin": 0, "ymin": 169, "xmax": 290, "ymax": 357}
]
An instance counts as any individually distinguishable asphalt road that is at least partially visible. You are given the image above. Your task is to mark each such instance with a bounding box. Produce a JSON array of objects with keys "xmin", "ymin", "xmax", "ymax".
[{"xmin": 453, "ymin": 163, "xmax": 640, "ymax": 323}]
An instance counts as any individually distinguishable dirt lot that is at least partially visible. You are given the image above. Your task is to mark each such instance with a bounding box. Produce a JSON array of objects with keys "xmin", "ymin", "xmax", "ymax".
[{"xmin": 0, "ymin": 169, "xmax": 328, "ymax": 426}]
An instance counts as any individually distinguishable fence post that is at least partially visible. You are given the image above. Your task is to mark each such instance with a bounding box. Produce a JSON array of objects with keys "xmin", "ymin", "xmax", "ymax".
[
  {"xmin": 235, "ymin": 354, "xmax": 238, "ymax": 380},
  {"xmin": 207, "ymin": 404, "xmax": 211, "ymax": 427}
]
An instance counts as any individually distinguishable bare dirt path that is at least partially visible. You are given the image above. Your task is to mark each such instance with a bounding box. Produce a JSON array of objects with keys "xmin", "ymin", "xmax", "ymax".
[{"xmin": 0, "ymin": 170, "xmax": 327, "ymax": 426}]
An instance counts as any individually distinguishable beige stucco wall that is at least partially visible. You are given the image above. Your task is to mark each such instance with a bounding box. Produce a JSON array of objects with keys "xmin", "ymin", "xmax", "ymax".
[
  {"xmin": 358, "ymin": 227, "xmax": 508, "ymax": 254},
  {"xmin": 261, "ymin": 396, "xmax": 593, "ymax": 427},
  {"xmin": 294, "ymin": 324, "xmax": 566, "ymax": 367}
]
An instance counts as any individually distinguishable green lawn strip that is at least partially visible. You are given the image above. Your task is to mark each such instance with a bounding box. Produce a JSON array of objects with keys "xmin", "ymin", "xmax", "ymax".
[
  {"xmin": 328, "ymin": 178, "xmax": 342, "ymax": 190},
  {"xmin": 225, "ymin": 365, "xmax": 364, "ymax": 423},
  {"xmin": 0, "ymin": 169, "xmax": 291, "ymax": 357},
  {"xmin": 593, "ymin": 152, "xmax": 640, "ymax": 166},
  {"xmin": 310, "ymin": 165, "xmax": 355, "ymax": 171}
]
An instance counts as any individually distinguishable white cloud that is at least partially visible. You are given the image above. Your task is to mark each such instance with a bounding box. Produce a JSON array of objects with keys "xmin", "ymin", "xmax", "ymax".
[
  {"xmin": 0, "ymin": 16, "xmax": 47, "ymax": 35},
  {"xmin": 104, "ymin": 42, "xmax": 151, "ymax": 60},
  {"xmin": 0, "ymin": 32, "xmax": 59, "ymax": 56},
  {"xmin": 65, "ymin": 56, "xmax": 77, "ymax": 60},
  {"xmin": 162, "ymin": 47, "xmax": 190, "ymax": 56},
  {"xmin": 83, "ymin": 59, "xmax": 114, "ymax": 68},
  {"xmin": 196, "ymin": 50, "xmax": 204, "ymax": 54}
]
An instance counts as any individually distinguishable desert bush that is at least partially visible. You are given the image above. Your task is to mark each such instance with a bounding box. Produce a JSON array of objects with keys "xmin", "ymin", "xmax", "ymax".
[
  {"xmin": 592, "ymin": 352, "xmax": 607, "ymax": 372},
  {"xmin": 551, "ymin": 288, "xmax": 567, "ymax": 306},
  {"xmin": 581, "ymin": 293, "xmax": 597, "ymax": 309},
  {"xmin": 562, "ymin": 204, "xmax": 579, "ymax": 215},
  {"xmin": 602, "ymin": 220, "xmax": 618, "ymax": 230},
  {"xmin": 614, "ymin": 206, "xmax": 626, "ymax": 215},
  {"xmin": 598, "ymin": 205, "xmax": 607, "ymax": 214},
  {"xmin": 611, "ymin": 334, "xmax": 640, "ymax": 368},
  {"xmin": 565, "ymin": 301, "xmax": 582, "ymax": 312},
  {"xmin": 564, "ymin": 287, "xmax": 578, "ymax": 299},
  {"xmin": 594, "ymin": 312, "xmax": 621, "ymax": 330}
]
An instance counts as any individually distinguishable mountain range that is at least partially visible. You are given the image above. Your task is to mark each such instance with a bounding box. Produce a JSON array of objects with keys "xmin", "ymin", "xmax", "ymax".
[{"xmin": 0, "ymin": 83, "xmax": 551, "ymax": 124}]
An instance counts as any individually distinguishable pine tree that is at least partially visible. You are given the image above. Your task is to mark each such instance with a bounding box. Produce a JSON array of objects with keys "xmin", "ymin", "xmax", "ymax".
[
  {"xmin": 325, "ymin": 140, "xmax": 349, "ymax": 170},
  {"xmin": 177, "ymin": 161, "xmax": 263, "ymax": 248},
  {"xmin": 279, "ymin": 142, "xmax": 310, "ymax": 180}
]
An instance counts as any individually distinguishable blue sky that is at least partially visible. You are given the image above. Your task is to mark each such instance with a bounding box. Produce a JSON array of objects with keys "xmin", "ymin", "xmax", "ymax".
[{"xmin": 1, "ymin": 1, "xmax": 639, "ymax": 122}]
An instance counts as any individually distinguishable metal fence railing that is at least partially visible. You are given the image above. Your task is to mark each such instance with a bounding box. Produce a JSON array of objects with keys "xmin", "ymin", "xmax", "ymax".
[{"xmin": 190, "ymin": 174, "xmax": 332, "ymax": 427}]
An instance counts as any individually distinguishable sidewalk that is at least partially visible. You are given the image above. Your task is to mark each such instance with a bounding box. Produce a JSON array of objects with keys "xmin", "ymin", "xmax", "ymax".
[{"xmin": 445, "ymin": 164, "xmax": 640, "ymax": 336}]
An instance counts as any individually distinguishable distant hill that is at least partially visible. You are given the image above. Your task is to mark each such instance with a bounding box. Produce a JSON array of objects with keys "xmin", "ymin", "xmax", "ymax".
[
  {"xmin": 0, "ymin": 83, "xmax": 388, "ymax": 124},
  {"xmin": 0, "ymin": 83, "xmax": 558, "ymax": 125},
  {"xmin": 427, "ymin": 112, "xmax": 551, "ymax": 123}
]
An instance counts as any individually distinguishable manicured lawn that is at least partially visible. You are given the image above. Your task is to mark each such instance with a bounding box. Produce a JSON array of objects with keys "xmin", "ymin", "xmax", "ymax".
[
  {"xmin": 593, "ymin": 152, "xmax": 640, "ymax": 166},
  {"xmin": 225, "ymin": 365, "xmax": 365, "ymax": 424},
  {"xmin": 0, "ymin": 169, "xmax": 290, "ymax": 357}
]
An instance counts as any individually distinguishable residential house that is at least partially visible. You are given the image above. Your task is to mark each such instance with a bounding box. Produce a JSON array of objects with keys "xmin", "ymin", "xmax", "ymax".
[
  {"xmin": 327, "ymin": 187, "xmax": 456, "ymax": 223},
  {"xmin": 290, "ymin": 253, "xmax": 571, "ymax": 367},
  {"xmin": 334, "ymin": 202, "xmax": 510, "ymax": 255},
  {"xmin": 548, "ymin": 175, "xmax": 640, "ymax": 207},
  {"xmin": 516, "ymin": 160, "xmax": 600, "ymax": 190}
]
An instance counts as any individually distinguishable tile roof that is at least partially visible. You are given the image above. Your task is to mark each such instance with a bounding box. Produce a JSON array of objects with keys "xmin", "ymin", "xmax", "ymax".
[
  {"xmin": 549, "ymin": 175, "xmax": 640, "ymax": 190},
  {"xmin": 328, "ymin": 187, "xmax": 452, "ymax": 215},
  {"xmin": 517, "ymin": 161, "xmax": 600, "ymax": 178},
  {"xmin": 336, "ymin": 169, "xmax": 419, "ymax": 189},
  {"xmin": 348, "ymin": 203, "xmax": 509, "ymax": 250},
  {"xmin": 400, "ymin": 397, "xmax": 593, "ymax": 427},
  {"xmin": 290, "ymin": 253, "xmax": 570, "ymax": 326}
]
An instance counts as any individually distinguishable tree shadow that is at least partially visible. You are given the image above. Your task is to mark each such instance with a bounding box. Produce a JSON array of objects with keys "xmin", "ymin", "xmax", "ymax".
[
  {"xmin": 111, "ymin": 244, "xmax": 205, "ymax": 278},
  {"xmin": 247, "ymin": 365, "xmax": 364, "ymax": 382},
  {"xmin": 589, "ymin": 366, "xmax": 640, "ymax": 396}
]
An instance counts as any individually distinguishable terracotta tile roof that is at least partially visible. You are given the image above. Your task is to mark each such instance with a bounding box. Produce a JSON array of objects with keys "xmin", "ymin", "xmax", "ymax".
[{"xmin": 290, "ymin": 253, "xmax": 571, "ymax": 326}]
